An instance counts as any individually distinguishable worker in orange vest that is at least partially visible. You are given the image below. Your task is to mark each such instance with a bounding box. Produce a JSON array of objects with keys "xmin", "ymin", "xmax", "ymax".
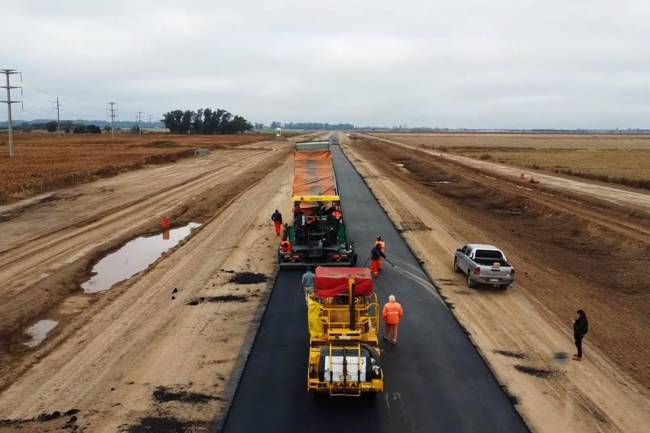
[
  {"xmin": 370, "ymin": 244, "xmax": 386, "ymax": 278},
  {"xmin": 280, "ymin": 239, "xmax": 292, "ymax": 254},
  {"xmin": 382, "ymin": 295, "xmax": 404, "ymax": 345},
  {"xmin": 374, "ymin": 236, "xmax": 386, "ymax": 270}
]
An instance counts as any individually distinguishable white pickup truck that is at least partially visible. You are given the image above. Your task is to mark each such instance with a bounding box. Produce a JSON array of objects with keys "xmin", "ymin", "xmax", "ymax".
[{"xmin": 453, "ymin": 244, "xmax": 514, "ymax": 290}]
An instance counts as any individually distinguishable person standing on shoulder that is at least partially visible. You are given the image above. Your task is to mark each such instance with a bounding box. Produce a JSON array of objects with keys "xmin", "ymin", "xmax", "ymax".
[
  {"xmin": 374, "ymin": 236, "xmax": 386, "ymax": 271},
  {"xmin": 370, "ymin": 244, "xmax": 386, "ymax": 278},
  {"xmin": 302, "ymin": 267, "xmax": 315, "ymax": 294},
  {"xmin": 382, "ymin": 295, "xmax": 403, "ymax": 345},
  {"xmin": 271, "ymin": 210, "xmax": 283, "ymax": 236},
  {"xmin": 573, "ymin": 309, "xmax": 589, "ymax": 361}
]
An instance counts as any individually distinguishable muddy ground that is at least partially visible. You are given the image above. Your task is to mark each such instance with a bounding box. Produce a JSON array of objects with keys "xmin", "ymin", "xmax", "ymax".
[
  {"xmin": 0, "ymin": 140, "xmax": 294, "ymax": 431},
  {"xmin": 341, "ymin": 133, "xmax": 650, "ymax": 433},
  {"xmin": 0, "ymin": 138, "xmax": 294, "ymax": 393}
]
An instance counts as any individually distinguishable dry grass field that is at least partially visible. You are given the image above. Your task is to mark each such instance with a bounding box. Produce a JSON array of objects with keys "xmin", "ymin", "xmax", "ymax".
[
  {"xmin": 0, "ymin": 132, "xmax": 274, "ymax": 204},
  {"xmin": 375, "ymin": 133, "xmax": 650, "ymax": 189}
]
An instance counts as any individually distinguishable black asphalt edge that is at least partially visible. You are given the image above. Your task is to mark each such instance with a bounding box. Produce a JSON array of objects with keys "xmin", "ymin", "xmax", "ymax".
[
  {"xmin": 337, "ymin": 141, "xmax": 531, "ymax": 430},
  {"xmin": 210, "ymin": 265, "xmax": 281, "ymax": 433}
]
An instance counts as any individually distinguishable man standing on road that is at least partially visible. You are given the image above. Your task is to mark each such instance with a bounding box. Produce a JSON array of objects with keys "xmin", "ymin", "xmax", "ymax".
[
  {"xmin": 573, "ymin": 309, "xmax": 589, "ymax": 361},
  {"xmin": 271, "ymin": 210, "xmax": 283, "ymax": 237},
  {"xmin": 370, "ymin": 244, "xmax": 386, "ymax": 278},
  {"xmin": 302, "ymin": 267, "xmax": 315, "ymax": 294},
  {"xmin": 382, "ymin": 295, "xmax": 403, "ymax": 345},
  {"xmin": 374, "ymin": 236, "xmax": 386, "ymax": 271}
]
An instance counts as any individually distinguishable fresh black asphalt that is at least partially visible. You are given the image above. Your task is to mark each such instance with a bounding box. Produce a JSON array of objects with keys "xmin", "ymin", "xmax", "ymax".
[{"xmin": 220, "ymin": 146, "xmax": 530, "ymax": 433}]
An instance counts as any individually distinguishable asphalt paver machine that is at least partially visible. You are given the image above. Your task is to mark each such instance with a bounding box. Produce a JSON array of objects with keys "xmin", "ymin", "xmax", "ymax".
[{"xmin": 306, "ymin": 267, "xmax": 384, "ymax": 397}]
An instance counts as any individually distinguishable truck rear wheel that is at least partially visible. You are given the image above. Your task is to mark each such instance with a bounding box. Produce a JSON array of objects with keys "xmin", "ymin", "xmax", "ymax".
[{"xmin": 466, "ymin": 274, "xmax": 476, "ymax": 288}]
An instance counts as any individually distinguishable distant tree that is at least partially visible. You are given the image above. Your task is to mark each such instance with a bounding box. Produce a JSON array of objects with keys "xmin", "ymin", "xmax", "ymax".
[
  {"xmin": 161, "ymin": 108, "xmax": 253, "ymax": 135},
  {"xmin": 73, "ymin": 125, "xmax": 87, "ymax": 134},
  {"xmin": 162, "ymin": 110, "xmax": 184, "ymax": 133},
  {"xmin": 46, "ymin": 121, "xmax": 58, "ymax": 133},
  {"xmin": 253, "ymin": 123, "xmax": 265, "ymax": 131},
  {"xmin": 87, "ymin": 124, "xmax": 101, "ymax": 134},
  {"xmin": 130, "ymin": 125, "xmax": 141, "ymax": 134},
  {"xmin": 103, "ymin": 125, "xmax": 112, "ymax": 133},
  {"xmin": 270, "ymin": 121, "xmax": 281, "ymax": 129},
  {"xmin": 191, "ymin": 108, "xmax": 203, "ymax": 134}
]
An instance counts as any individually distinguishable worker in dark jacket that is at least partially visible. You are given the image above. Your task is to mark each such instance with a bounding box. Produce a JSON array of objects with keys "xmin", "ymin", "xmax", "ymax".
[
  {"xmin": 370, "ymin": 244, "xmax": 386, "ymax": 278},
  {"xmin": 573, "ymin": 309, "xmax": 589, "ymax": 361},
  {"xmin": 271, "ymin": 210, "xmax": 283, "ymax": 236}
]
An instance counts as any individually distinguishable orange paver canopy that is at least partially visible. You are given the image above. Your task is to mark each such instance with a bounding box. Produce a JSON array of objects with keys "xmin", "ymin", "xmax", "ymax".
[{"xmin": 293, "ymin": 150, "xmax": 337, "ymax": 197}]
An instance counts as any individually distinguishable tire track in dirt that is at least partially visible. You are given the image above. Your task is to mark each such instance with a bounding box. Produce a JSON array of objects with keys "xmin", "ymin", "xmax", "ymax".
[
  {"xmin": 0, "ymin": 142, "xmax": 293, "ymax": 374},
  {"xmin": 340, "ymin": 133, "xmax": 650, "ymax": 433},
  {"xmin": 0, "ymin": 157, "xmax": 294, "ymax": 433}
]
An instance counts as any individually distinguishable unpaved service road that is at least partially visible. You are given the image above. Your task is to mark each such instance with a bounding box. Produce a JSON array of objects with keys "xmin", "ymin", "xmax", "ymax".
[
  {"xmin": 341, "ymin": 133, "xmax": 650, "ymax": 433},
  {"xmin": 362, "ymin": 133, "xmax": 650, "ymax": 215},
  {"xmin": 0, "ymin": 138, "xmax": 296, "ymax": 431}
]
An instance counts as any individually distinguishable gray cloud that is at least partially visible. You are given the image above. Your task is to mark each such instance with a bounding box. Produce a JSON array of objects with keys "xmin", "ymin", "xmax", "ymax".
[{"xmin": 3, "ymin": 0, "xmax": 649, "ymax": 128}]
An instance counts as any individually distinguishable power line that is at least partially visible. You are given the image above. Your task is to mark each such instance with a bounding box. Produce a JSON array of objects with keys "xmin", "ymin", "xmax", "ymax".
[
  {"xmin": 1, "ymin": 68, "xmax": 22, "ymax": 157},
  {"xmin": 136, "ymin": 111, "xmax": 143, "ymax": 135},
  {"xmin": 107, "ymin": 102, "xmax": 118, "ymax": 138},
  {"xmin": 53, "ymin": 97, "xmax": 62, "ymax": 133}
]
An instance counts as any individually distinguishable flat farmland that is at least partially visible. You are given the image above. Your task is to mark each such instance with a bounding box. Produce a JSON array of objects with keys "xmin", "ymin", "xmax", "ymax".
[
  {"xmin": 0, "ymin": 133, "xmax": 274, "ymax": 204},
  {"xmin": 373, "ymin": 132, "xmax": 650, "ymax": 189}
]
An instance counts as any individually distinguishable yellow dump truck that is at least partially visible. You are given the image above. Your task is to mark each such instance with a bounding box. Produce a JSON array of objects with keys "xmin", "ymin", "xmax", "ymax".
[{"xmin": 306, "ymin": 266, "xmax": 384, "ymax": 397}]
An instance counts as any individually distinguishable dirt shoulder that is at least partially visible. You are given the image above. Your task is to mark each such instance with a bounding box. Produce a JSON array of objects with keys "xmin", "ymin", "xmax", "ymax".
[
  {"xmin": 340, "ymin": 134, "xmax": 650, "ymax": 433},
  {"xmin": 0, "ymin": 153, "xmax": 293, "ymax": 432},
  {"xmin": 0, "ymin": 138, "xmax": 295, "ymax": 393},
  {"xmin": 362, "ymin": 133, "xmax": 650, "ymax": 215}
]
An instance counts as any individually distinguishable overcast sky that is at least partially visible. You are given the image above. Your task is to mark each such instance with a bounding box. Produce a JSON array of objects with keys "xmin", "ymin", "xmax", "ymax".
[{"xmin": 2, "ymin": 0, "xmax": 649, "ymax": 128}]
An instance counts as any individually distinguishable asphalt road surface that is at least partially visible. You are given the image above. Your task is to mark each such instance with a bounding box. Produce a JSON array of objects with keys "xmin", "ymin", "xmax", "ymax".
[{"xmin": 220, "ymin": 146, "xmax": 529, "ymax": 433}]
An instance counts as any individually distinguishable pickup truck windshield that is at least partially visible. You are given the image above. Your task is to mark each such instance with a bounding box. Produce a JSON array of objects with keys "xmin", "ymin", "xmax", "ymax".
[
  {"xmin": 474, "ymin": 250, "xmax": 507, "ymax": 266},
  {"xmin": 475, "ymin": 250, "xmax": 503, "ymax": 260}
]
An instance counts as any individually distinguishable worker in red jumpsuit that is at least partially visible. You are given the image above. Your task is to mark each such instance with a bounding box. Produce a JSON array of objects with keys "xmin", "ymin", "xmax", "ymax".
[
  {"xmin": 382, "ymin": 295, "xmax": 404, "ymax": 345},
  {"xmin": 271, "ymin": 210, "xmax": 283, "ymax": 236},
  {"xmin": 374, "ymin": 236, "xmax": 386, "ymax": 271},
  {"xmin": 370, "ymin": 244, "xmax": 386, "ymax": 278}
]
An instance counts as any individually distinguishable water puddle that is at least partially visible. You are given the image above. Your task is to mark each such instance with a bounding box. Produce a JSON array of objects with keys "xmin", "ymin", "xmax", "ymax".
[
  {"xmin": 82, "ymin": 222, "xmax": 200, "ymax": 293},
  {"xmin": 24, "ymin": 319, "xmax": 59, "ymax": 347}
]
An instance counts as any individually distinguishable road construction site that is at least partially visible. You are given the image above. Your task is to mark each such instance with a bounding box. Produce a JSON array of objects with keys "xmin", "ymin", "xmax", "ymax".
[{"xmin": 0, "ymin": 133, "xmax": 648, "ymax": 433}]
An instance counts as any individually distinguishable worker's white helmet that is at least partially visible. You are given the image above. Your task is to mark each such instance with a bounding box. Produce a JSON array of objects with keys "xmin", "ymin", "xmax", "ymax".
[{"xmin": 388, "ymin": 294, "xmax": 396, "ymax": 302}]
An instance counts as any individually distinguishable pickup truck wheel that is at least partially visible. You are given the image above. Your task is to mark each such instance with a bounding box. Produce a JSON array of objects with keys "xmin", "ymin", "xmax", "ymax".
[
  {"xmin": 466, "ymin": 274, "xmax": 476, "ymax": 288},
  {"xmin": 453, "ymin": 258, "xmax": 461, "ymax": 273},
  {"xmin": 499, "ymin": 284, "xmax": 510, "ymax": 291}
]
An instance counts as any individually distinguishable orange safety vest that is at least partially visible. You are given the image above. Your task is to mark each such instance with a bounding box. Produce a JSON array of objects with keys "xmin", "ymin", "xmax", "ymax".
[
  {"xmin": 280, "ymin": 240, "xmax": 292, "ymax": 253},
  {"xmin": 382, "ymin": 301, "xmax": 403, "ymax": 325},
  {"xmin": 375, "ymin": 240, "xmax": 385, "ymax": 253}
]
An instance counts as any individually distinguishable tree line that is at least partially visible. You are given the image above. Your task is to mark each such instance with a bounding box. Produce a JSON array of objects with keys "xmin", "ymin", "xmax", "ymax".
[
  {"xmin": 269, "ymin": 122, "xmax": 354, "ymax": 131},
  {"xmin": 162, "ymin": 108, "xmax": 252, "ymax": 134}
]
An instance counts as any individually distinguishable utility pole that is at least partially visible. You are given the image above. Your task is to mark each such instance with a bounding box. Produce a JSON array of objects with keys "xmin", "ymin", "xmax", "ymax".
[
  {"xmin": 1, "ymin": 69, "xmax": 22, "ymax": 157},
  {"xmin": 53, "ymin": 96, "xmax": 62, "ymax": 133},
  {"xmin": 148, "ymin": 114, "xmax": 152, "ymax": 128},
  {"xmin": 107, "ymin": 102, "xmax": 118, "ymax": 138},
  {"xmin": 136, "ymin": 111, "xmax": 142, "ymax": 134}
]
